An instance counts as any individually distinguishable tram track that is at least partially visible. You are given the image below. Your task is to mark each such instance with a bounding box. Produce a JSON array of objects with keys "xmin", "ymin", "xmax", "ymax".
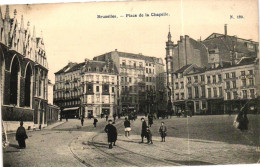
[{"xmin": 68, "ymin": 119, "xmax": 181, "ymax": 167}]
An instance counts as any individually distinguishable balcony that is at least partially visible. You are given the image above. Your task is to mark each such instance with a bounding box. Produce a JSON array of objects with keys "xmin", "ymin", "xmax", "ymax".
[
  {"xmin": 240, "ymin": 85, "xmax": 255, "ymax": 89},
  {"xmin": 120, "ymin": 64, "xmax": 145, "ymax": 70},
  {"xmin": 120, "ymin": 72, "xmax": 128, "ymax": 76}
]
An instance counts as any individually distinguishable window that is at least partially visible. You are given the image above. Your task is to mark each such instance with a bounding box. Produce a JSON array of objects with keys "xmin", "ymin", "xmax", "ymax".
[
  {"xmin": 242, "ymin": 79, "xmax": 246, "ymax": 87},
  {"xmin": 208, "ymin": 88, "xmax": 211, "ymax": 98},
  {"xmin": 146, "ymin": 77, "xmax": 148, "ymax": 82},
  {"xmin": 213, "ymin": 87, "xmax": 217, "ymax": 97},
  {"xmin": 233, "ymin": 91, "xmax": 238, "ymax": 99},
  {"xmin": 188, "ymin": 87, "xmax": 192, "ymax": 99},
  {"xmin": 175, "ymin": 74, "xmax": 178, "ymax": 79},
  {"xmin": 200, "ymin": 75, "xmax": 205, "ymax": 82},
  {"xmin": 112, "ymin": 87, "xmax": 115, "ymax": 93},
  {"xmin": 219, "ymin": 87, "xmax": 223, "ymax": 97},
  {"xmin": 187, "ymin": 77, "xmax": 191, "ymax": 84},
  {"xmin": 180, "ymin": 82, "xmax": 184, "ymax": 89},
  {"xmin": 175, "ymin": 93, "xmax": 179, "ymax": 100},
  {"xmin": 129, "ymin": 86, "xmax": 132, "ymax": 92},
  {"xmin": 181, "ymin": 93, "xmax": 184, "ymax": 100},
  {"xmin": 122, "ymin": 60, "xmax": 126, "ymax": 66},
  {"xmin": 249, "ymin": 78, "xmax": 254, "ymax": 86},
  {"xmin": 227, "ymin": 92, "xmax": 231, "ymax": 100},
  {"xmin": 201, "ymin": 85, "xmax": 206, "ymax": 97},
  {"xmin": 231, "ymin": 72, "xmax": 236, "ymax": 78},
  {"xmin": 96, "ymin": 86, "xmax": 99, "ymax": 92},
  {"xmin": 242, "ymin": 90, "xmax": 247, "ymax": 99},
  {"xmin": 232, "ymin": 81, "xmax": 236, "ymax": 88},
  {"xmin": 241, "ymin": 71, "xmax": 245, "ymax": 76},
  {"xmin": 175, "ymin": 82, "xmax": 179, "ymax": 89},
  {"xmin": 194, "ymin": 76, "xmax": 198, "ymax": 83},
  {"xmin": 139, "ymin": 62, "xmax": 143, "ymax": 67},
  {"xmin": 129, "ymin": 77, "xmax": 132, "ymax": 83},
  {"xmin": 218, "ymin": 74, "xmax": 222, "ymax": 82},
  {"xmin": 250, "ymin": 89, "xmax": 255, "ymax": 98},
  {"xmin": 133, "ymin": 62, "xmax": 136, "ymax": 67},
  {"xmin": 121, "ymin": 77, "xmax": 124, "ymax": 82},
  {"xmin": 195, "ymin": 86, "xmax": 199, "ymax": 98},
  {"xmin": 249, "ymin": 70, "xmax": 253, "ymax": 75},
  {"xmin": 207, "ymin": 76, "xmax": 211, "ymax": 84},
  {"xmin": 226, "ymin": 81, "xmax": 230, "ymax": 89},
  {"xmin": 125, "ymin": 77, "xmax": 127, "ymax": 82},
  {"xmin": 225, "ymin": 73, "xmax": 230, "ymax": 79},
  {"xmin": 146, "ymin": 68, "xmax": 148, "ymax": 73},
  {"xmin": 149, "ymin": 69, "xmax": 151, "ymax": 73},
  {"xmin": 213, "ymin": 75, "xmax": 216, "ymax": 83}
]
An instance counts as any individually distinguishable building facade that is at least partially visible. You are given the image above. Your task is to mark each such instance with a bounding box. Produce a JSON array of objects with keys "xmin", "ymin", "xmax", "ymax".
[
  {"xmin": 53, "ymin": 59, "xmax": 118, "ymax": 118},
  {"xmin": 93, "ymin": 50, "xmax": 165, "ymax": 115},
  {"xmin": 172, "ymin": 58, "xmax": 258, "ymax": 115},
  {"xmin": 0, "ymin": 6, "xmax": 49, "ymax": 130},
  {"xmin": 167, "ymin": 25, "xmax": 259, "ymax": 115}
]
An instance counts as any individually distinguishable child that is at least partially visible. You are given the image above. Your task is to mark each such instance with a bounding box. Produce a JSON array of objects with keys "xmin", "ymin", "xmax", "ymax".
[
  {"xmin": 159, "ymin": 122, "xmax": 167, "ymax": 142},
  {"xmin": 146, "ymin": 127, "xmax": 153, "ymax": 144},
  {"xmin": 93, "ymin": 117, "xmax": 98, "ymax": 127}
]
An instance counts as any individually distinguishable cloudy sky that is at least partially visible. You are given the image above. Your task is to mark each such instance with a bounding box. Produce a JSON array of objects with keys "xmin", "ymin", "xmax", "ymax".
[{"xmin": 1, "ymin": 0, "xmax": 259, "ymax": 83}]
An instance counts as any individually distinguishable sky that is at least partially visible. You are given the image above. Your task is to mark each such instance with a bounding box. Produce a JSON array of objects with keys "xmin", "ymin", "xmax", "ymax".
[{"xmin": 1, "ymin": 0, "xmax": 259, "ymax": 83}]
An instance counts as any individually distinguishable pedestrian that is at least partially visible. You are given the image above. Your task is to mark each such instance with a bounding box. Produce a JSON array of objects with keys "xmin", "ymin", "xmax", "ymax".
[
  {"xmin": 93, "ymin": 117, "xmax": 98, "ymax": 127},
  {"xmin": 113, "ymin": 113, "xmax": 116, "ymax": 122},
  {"xmin": 104, "ymin": 120, "xmax": 118, "ymax": 149},
  {"xmin": 16, "ymin": 121, "xmax": 28, "ymax": 149},
  {"xmin": 106, "ymin": 115, "xmax": 108, "ymax": 122},
  {"xmin": 81, "ymin": 115, "xmax": 84, "ymax": 126},
  {"xmin": 159, "ymin": 122, "xmax": 167, "ymax": 142},
  {"xmin": 124, "ymin": 117, "xmax": 131, "ymax": 137},
  {"xmin": 66, "ymin": 115, "xmax": 68, "ymax": 122},
  {"xmin": 146, "ymin": 127, "xmax": 153, "ymax": 144},
  {"xmin": 140, "ymin": 118, "xmax": 147, "ymax": 143},
  {"xmin": 148, "ymin": 114, "xmax": 153, "ymax": 127}
]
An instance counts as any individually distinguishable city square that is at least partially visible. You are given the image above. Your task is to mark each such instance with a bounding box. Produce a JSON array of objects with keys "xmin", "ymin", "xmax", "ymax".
[
  {"xmin": 0, "ymin": 1, "xmax": 260, "ymax": 166},
  {"xmin": 3, "ymin": 115, "xmax": 260, "ymax": 166}
]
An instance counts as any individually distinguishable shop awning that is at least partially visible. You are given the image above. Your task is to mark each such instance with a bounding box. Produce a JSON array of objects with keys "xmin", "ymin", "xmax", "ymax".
[{"xmin": 63, "ymin": 107, "xmax": 79, "ymax": 111}]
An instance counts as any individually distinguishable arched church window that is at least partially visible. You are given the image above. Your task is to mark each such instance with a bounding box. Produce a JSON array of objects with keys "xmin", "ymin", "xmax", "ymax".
[
  {"xmin": 10, "ymin": 56, "xmax": 20, "ymax": 105},
  {"xmin": 24, "ymin": 63, "xmax": 32, "ymax": 107}
]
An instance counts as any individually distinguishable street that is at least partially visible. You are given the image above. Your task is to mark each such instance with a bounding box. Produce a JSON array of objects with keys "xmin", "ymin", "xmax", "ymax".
[{"xmin": 3, "ymin": 115, "xmax": 260, "ymax": 167}]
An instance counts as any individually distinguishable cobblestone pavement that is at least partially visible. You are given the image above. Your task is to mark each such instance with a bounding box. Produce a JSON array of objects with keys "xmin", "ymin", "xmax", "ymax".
[
  {"xmin": 3, "ymin": 118, "xmax": 108, "ymax": 167},
  {"xmin": 3, "ymin": 115, "xmax": 260, "ymax": 166}
]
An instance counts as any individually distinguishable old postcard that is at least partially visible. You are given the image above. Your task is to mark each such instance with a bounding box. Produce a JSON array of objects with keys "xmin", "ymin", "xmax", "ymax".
[{"xmin": 0, "ymin": 0, "xmax": 259, "ymax": 166}]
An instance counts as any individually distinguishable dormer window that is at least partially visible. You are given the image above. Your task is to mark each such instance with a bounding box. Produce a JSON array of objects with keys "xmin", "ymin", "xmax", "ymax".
[{"xmin": 88, "ymin": 67, "xmax": 91, "ymax": 72}]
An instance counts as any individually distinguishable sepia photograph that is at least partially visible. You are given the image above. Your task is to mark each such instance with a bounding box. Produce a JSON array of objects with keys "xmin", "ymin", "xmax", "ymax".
[{"xmin": 0, "ymin": 0, "xmax": 259, "ymax": 166}]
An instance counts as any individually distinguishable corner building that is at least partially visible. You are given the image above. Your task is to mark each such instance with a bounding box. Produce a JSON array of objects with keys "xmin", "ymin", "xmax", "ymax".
[{"xmin": 93, "ymin": 50, "xmax": 165, "ymax": 114}]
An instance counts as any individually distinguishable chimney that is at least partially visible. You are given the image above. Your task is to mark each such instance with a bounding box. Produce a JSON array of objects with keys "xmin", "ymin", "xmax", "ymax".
[
  {"xmin": 180, "ymin": 36, "xmax": 184, "ymax": 42},
  {"xmin": 224, "ymin": 24, "xmax": 227, "ymax": 37},
  {"xmin": 85, "ymin": 58, "xmax": 89, "ymax": 64}
]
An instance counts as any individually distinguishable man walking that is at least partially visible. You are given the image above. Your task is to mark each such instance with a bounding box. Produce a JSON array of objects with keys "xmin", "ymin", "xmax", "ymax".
[
  {"xmin": 141, "ymin": 118, "xmax": 147, "ymax": 143},
  {"xmin": 16, "ymin": 121, "xmax": 28, "ymax": 149},
  {"xmin": 104, "ymin": 120, "xmax": 118, "ymax": 149},
  {"xmin": 81, "ymin": 115, "xmax": 84, "ymax": 126},
  {"xmin": 148, "ymin": 114, "xmax": 153, "ymax": 127}
]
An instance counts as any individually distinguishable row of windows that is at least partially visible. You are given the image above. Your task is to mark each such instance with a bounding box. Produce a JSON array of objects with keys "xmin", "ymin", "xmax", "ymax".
[
  {"xmin": 175, "ymin": 82, "xmax": 184, "ymax": 89},
  {"xmin": 185, "ymin": 69, "xmax": 254, "ymax": 84},
  {"xmin": 226, "ymin": 89, "xmax": 255, "ymax": 100},
  {"xmin": 121, "ymin": 60, "xmax": 143, "ymax": 67},
  {"xmin": 225, "ymin": 70, "xmax": 253, "ymax": 79},
  {"xmin": 146, "ymin": 68, "xmax": 154, "ymax": 74},
  {"xmin": 187, "ymin": 86, "xmax": 223, "ymax": 99},
  {"xmin": 226, "ymin": 78, "xmax": 254, "ymax": 89}
]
